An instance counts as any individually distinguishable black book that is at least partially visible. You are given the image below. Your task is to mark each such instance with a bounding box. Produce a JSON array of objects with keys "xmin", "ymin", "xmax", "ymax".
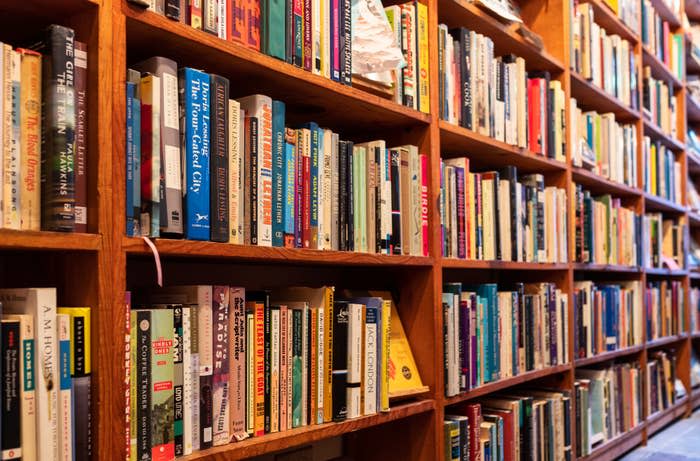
[
  {"xmin": 499, "ymin": 166, "xmax": 518, "ymax": 261},
  {"xmin": 374, "ymin": 148, "xmax": 382, "ymax": 254},
  {"xmin": 339, "ymin": 141, "xmax": 348, "ymax": 251},
  {"xmin": 171, "ymin": 305, "xmax": 184, "ymax": 455},
  {"xmin": 547, "ymin": 86, "xmax": 556, "ymax": 159},
  {"xmin": 1, "ymin": 320, "xmax": 20, "ymax": 457},
  {"xmin": 249, "ymin": 117, "xmax": 259, "ymax": 245},
  {"xmin": 209, "ymin": 74, "xmax": 230, "ymax": 242},
  {"xmin": 524, "ymin": 296, "xmax": 535, "ymax": 371},
  {"xmin": 346, "ymin": 142, "xmax": 354, "ymax": 251},
  {"xmin": 332, "ymin": 301, "xmax": 349, "ymax": 421},
  {"xmin": 31, "ymin": 25, "xmax": 76, "ymax": 232},
  {"xmin": 200, "ymin": 374, "xmax": 213, "ymax": 449},
  {"xmin": 135, "ymin": 310, "xmax": 152, "ymax": 460},
  {"xmin": 450, "ymin": 28, "xmax": 472, "ymax": 130},
  {"xmin": 390, "ymin": 149, "xmax": 402, "ymax": 254},
  {"xmin": 165, "ymin": 0, "xmax": 180, "ymax": 20}
]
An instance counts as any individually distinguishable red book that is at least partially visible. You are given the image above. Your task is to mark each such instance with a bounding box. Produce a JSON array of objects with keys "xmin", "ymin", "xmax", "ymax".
[
  {"xmin": 228, "ymin": 0, "xmax": 246, "ymax": 44},
  {"xmin": 420, "ymin": 154, "xmax": 429, "ymax": 257},
  {"xmin": 246, "ymin": 0, "xmax": 261, "ymax": 50},
  {"xmin": 663, "ymin": 22, "xmax": 670, "ymax": 66},
  {"xmin": 466, "ymin": 403, "xmax": 482, "ymax": 461},
  {"xmin": 302, "ymin": 154, "xmax": 311, "ymax": 248},
  {"xmin": 484, "ymin": 408, "xmax": 515, "ymax": 461},
  {"xmin": 527, "ymin": 79, "xmax": 542, "ymax": 155}
]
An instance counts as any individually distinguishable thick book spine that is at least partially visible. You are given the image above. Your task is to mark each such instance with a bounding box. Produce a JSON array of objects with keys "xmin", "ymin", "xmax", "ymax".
[
  {"xmin": 140, "ymin": 73, "xmax": 161, "ymax": 237},
  {"xmin": 228, "ymin": 100, "xmax": 243, "ymax": 244},
  {"xmin": 57, "ymin": 314, "xmax": 73, "ymax": 461},
  {"xmin": 17, "ymin": 48, "xmax": 42, "ymax": 231},
  {"xmin": 35, "ymin": 25, "xmax": 76, "ymax": 231},
  {"xmin": 149, "ymin": 309, "xmax": 175, "ymax": 461},
  {"xmin": 198, "ymin": 292, "xmax": 214, "ymax": 450},
  {"xmin": 416, "ymin": 2, "xmax": 429, "ymax": 113},
  {"xmin": 294, "ymin": 130, "xmax": 303, "ymax": 247},
  {"xmin": 203, "ymin": 0, "xmax": 218, "ymax": 34},
  {"xmin": 420, "ymin": 154, "xmax": 429, "ymax": 256},
  {"xmin": 182, "ymin": 307, "xmax": 193, "ymax": 455},
  {"xmin": 347, "ymin": 304, "xmax": 362, "ymax": 419},
  {"xmin": 170, "ymin": 306, "xmax": 184, "ymax": 455},
  {"xmin": 302, "ymin": 136, "xmax": 311, "ymax": 248},
  {"xmin": 11, "ymin": 314, "xmax": 37, "ymax": 461},
  {"xmin": 229, "ymin": 0, "xmax": 246, "ymax": 44},
  {"xmin": 332, "ymin": 301, "xmax": 349, "ymax": 421},
  {"xmin": 253, "ymin": 303, "xmax": 265, "ymax": 436},
  {"xmin": 126, "ymin": 82, "xmax": 136, "ymax": 237},
  {"xmin": 338, "ymin": 141, "xmax": 348, "ymax": 251},
  {"xmin": 209, "ymin": 75, "xmax": 230, "ymax": 243},
  {"xmin": 179, "ymin": 68, "xmax": 210, "ymax": 240},
  {"xmin": 272, "ymin": 101, "xmax": 286, "ymax": 247},
  {"xmin": 1, "ymin": 320, "xmax": 21, "ymax": 460},
  {"xmin": 228, "ymin": 288, "xmax": 247, "ymax": 441},
  {"xmin": 303, "ymin": 123, "xmax": 320, "ymax": 248},
  {"xmin": 73, "ymin": 41, "xmax": 88, "ymax": 232},
  {"xmin": 165, "ymin": 0, "xmax": 181, "ymax": 19},
  {"xmin": 279, "ymin": 306, "xmax": 289, "ymax": 431},
  {"xmin": 270, "ymin": 307, "xmax": 281, "ymax": 432},
  {"xmin": 303, "ymin": 0, "xmax": 312, "ymax": 70},
  {"xmin": 292, "ymin": 0, "xmax": 304, "ymax": 66},
  {"xmin": 330, "ymin": 0, "xmax": 340, "ymax": 81},
  {"xmin": 390, "ymin": 149, "xmax": 402, "ymax": 254},
  {"xmin": 263, "ymin": 0, "xmax": 285, "ymax": 59},
  {"xmin": 212, "ymin": 287, "xmax": 230, "ymax": 445},
  {"xmin": 263, "ymin": 306, "xmax": 272, "ymax": 433},
  {"xmin": 291, "ymin": 308, "xmax": 302, "ymax": 427},
  {"xmin": 135, "ymin": 310, "xmax": 152, "ymax": 461}
]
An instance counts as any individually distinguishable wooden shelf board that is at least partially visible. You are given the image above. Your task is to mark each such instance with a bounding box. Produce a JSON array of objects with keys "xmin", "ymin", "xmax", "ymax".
[
  {"xmin": 437, "ymin": 0, "xmax": 564, "ymax": 73},
  {"xmin": 180, "ymin": 399, "xmax": 436, "ymax": 461},
  {"xmin": 646, "ymin": 396, "xmax": 689, "ymax": 437},
  {"xmin": 572, "ymin": 167, "xmax": 642, "ymax": 197},
  {"xmin": 644, "ymin": 267, "xmax": 689, "ymax": 277},
  {"xmin": 0, "ymin": 230, "xmax": 101, "ymax": 251},
  {"xmin": 642, "ymin": 46, "xmax": 684, "ymax": 88},
  {"xmin": 649, "ymin": 0, "xmax": 683, "ymax": 28},
  {"xmin": 574, "ymin": 345, "xmax": 644, "ymax": 367},
  {"xmin": 642, "ymin": 119, "xmax": 685, "ymax": 151},
  {"xmin": 689, "ymin": 211, "xmax": 700, "ymax": 226},
  {"xmin": 572, "ymin": 263, "xmax": 642, "ymax": 273},
  {"xmin": 646, "ymin": 334, "xmax": 688, "ymax": 349},
  {"xmin": 580, "ymin": 0, "xmax": 639, "ymax": 43},
  {"xmin": 122, "ymin": 5, "xmax": 430, "ymax": 134},
  {"xmin": 688, "ymin": 94, "xmax": 700, "ymax": 123},
  {"xmin": 122, "ymin": 237, "xmax": 434, "ymax": 267},
  {"xmin": 577, "ymin": 424, "xmax": 645, "ymax": 461},
  {"xmin": 442, "ymin": 364, "xmax": 571, "ymax": 405},
  {"xmin": 441, "ymin": 259, "xmax": 569, "ymax": 271},
  {"xmin": 644, "ymin": 192, "xmax": 687, "ymax": 214},
  {"xmin": 570, "ymin": 71, "xmax": 641, "ymax": 121},
  {"xmin": 439, "ymin": 121, "xmax": 567, "ymax": 172}
]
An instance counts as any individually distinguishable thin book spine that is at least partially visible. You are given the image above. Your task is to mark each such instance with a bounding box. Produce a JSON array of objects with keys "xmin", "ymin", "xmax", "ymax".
[
  {"xmin": 209, "ymin": 75, "xmax": 230, "ymax": 243},
  {"xmin": 73, "ymin": 41, "xmax": 88, "ymax": 232},
  {"xmin": 212, "ymin": 287, "xmax": 230, "ymax": 445},
  {"xmin": 57, "ymin": 313, "xmax": 73, "ymax": 461}
]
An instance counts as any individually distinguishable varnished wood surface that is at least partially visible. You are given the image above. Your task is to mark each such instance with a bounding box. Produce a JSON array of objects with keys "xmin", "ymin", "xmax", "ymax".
[
  {"xmin": 574, "ymin": 345, "xmax": 645, "ymax": 367},
  {"xmin": 570, "ymin": 71, "xmax": 641, "ymax": 121}
]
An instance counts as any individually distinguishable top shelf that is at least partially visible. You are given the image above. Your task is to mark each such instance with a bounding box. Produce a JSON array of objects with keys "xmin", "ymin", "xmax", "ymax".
[
  {"xmin": 122, "ymin": 4, "xmax": 430, "ymax": 133},
  {"xmin": 649, "ymin": 0, "xmax": 683, "ymax": 28},
  {"xmin": 437, "ymin": 0, "xmax": 565, "ymax": 73},
  {"xmin": 579, "ymin": 0, "xmax": 639, "ymax": 43}
]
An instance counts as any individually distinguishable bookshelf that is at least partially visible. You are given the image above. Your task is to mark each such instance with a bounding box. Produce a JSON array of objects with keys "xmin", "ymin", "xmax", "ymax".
[{"xmin": 2, "ymin": 0, "xmax": 700, "ymax": 459}]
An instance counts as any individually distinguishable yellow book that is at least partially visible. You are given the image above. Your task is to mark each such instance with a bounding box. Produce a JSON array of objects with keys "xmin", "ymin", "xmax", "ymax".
[
  {"xmin": 416, "ymin": 1, "xmax": 430, "ymax": 114},
  {"xmin": 380, "ymin": 299, "xmax": 391, "ymax": 411},
  {"xmin": 57, "ymin": 307, "xmax": 91, "ymax": 375},
  {"xmin": 18, "ymin": 48, "xmax": 41, "ymax": 231},
  {"xmin": 387, "ymin": 302, "xmax": 428, "ymax": 399},
  {"xmin": 650, "ymin": 144, "xmax": 657, "ymax": 195},
  {"xmin": 323, "ymin": 287, "xmax": 334, "ymax": 422},
  {"xmin": 603, "ymin": 0, "xmax": 619, "ymax": 14}
]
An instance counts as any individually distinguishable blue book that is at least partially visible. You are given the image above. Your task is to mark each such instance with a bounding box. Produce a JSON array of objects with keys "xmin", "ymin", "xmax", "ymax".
[
  {"xmin": 284, "ymin": 137, "xmax": 296, "ymax": 246},
  {"xmin": 272, "ymin": 100, "xmax": 286, "ymax": 246},
  {"xmin": 126, "ymin": 82, "xmax": 135, "ymax": 236},
  {"xmin": 180, "ymin": 68, "xmax": 211, "ymax": 240},
  {"xmin": 132, "ymin": 88, "xmax": 142, "ymax": 237},
  {"xmin": 302, "ymin": 122, "xmax": 320, "ymax": 248}
]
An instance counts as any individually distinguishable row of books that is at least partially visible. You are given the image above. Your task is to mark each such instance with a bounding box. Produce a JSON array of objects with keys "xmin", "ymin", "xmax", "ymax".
[
  {"xmin": 690, "ymin": 286, "xmax": 700, "ymax": 333},
  {"xmin": 0, "ymin": 289, "xmax": 92, "ymax": 461},
  {"xmin": 126, "ymin": 286, "xmax": 425, "ymax": 459},
  {"xmin": 647, "ymin": 280, "xmax": 685, "ymax": 341},
  {"xmin": 571, "ymin": 3, "xmax": 639, "ymax": 110},
  {"xmin": 642, "ymin": 136, "xmax": 682, "ymax": 204},
  {"xmin": 443, "ymin": 391, "xmax": 572, "ymax": 461},
  {"xmin": 641, "ymin": 0, "xmax": 684, "ymax": 80},
  {"xmin": 643, "ymin": 213, "xmax": 684, "ymax": 269},
  {"xmin": 436, "ymin": 26, "xmax": 566, "ymax": 161},
  {"xmin": 442, "ymin": 282, "xmax": 569, "ymax": 397},
  {"xmin": 688, "ymin": 180, "xmax": 700, "ymax": 214},
  {"xmin": 572, "ymin": 185, "xmax": 642, "ymax": 267},
  {"xmin": 125, "ymin": 58, "xmax": 429, "ymax": 255},
  {"xmin": 573, "ymin": 281, "xmax": 643, "ymax": 360},
  {"xmin": 647, "ymin": 350, "xmax": 679, "ymax": 416},
  {"xmin": 642, "ymin": 66, "xmax": 678, "ymax": 138},
  {"xmin": 575, "ymin": 363, "xmax": 642, "ymax": 457},
  {"xmin": 0, "ymin": 25, "xmax": 88, "ymax": 233},
  {"xmin": 608, "ymin": 0, "xmax": 640, "ymax": 33},
  {"xmin": 440, "ymin": 161, "xmax": 568, "ymax": 263},
  {"xmin": 570, "ymin": 100, "xmax": 638, "ymax": 187}
]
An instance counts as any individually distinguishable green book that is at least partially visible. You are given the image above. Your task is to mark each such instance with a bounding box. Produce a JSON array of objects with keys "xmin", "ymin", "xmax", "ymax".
[{"xmin": 149, "ymin": 308, "xmax": 175, "ymax": 459}]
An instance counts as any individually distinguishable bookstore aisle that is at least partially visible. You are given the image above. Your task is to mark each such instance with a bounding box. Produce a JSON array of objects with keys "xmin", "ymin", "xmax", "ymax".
[
  {"xmin": 620, "ymin": 409, "xmax": 700, "ymax": 460},
  {"xmin": 4, "ymin": 0, "xmax": 700, "ymax": 460}
]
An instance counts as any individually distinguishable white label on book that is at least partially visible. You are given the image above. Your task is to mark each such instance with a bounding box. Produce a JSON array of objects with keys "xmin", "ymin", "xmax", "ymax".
[
  {"xmin": 164, "ymin": 144, "xmax": 182, "ymax": 189},
  {"xmin": 162, "ymin": 72, "xmax": 179, "ymax": 130}
]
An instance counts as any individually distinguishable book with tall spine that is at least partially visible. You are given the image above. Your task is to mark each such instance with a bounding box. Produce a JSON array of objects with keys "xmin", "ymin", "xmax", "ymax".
[
  {"xmin": 57, "ymin": 313, "xmax": 72, "ymax": 461},
  {"xmin": 133, "ymin": 309, "xmax": 150, "ymax": 461},
  {"xmin": 347, "ymin": 303, "xmax": 363, "ymax": 418},
  {"xmin": 332, "ymin": 301, "xmax": 349, "ymax": 422},
  {"xmin": 228, "ymin": 287, "xmax": 247, "ymax": 441},
  {"xmin": 17, "ymin": 48, "xmax": 41, "ymax": 231},
  {"xmin": 139, "ymin": 73, "xmax": 161, "ymax": 237},
  {"xmin": 209, "ymin": 75, "xmax": 230, "ymax": 243},
  {"xmin": 3, "ymin": 49, "xmax": 20, "ymax": 230},
  {"xmin": 0, "ymin": 288, "xmax": 58, "ymax": 460},
  {"xmin": 169, "ymin": 305, "xmax": 184, "ymax": 455},
  {"xmin": 148, "ymin": 308, "xmax": 175, "ymax": 460},
  {"xmin": 0, "ymin": 44, "xmax": 7, "ymax": 227},
  {"xmin": 416, "ymin": 1, "xmax": 429, "ymax": 114},
  {"xmin": 126, "ymin": 69, "xmax": 142, "ymax": 237},
  {"xmin": 32, "ymin": 25, "xmax": 76, "ymax": 232},
  {"xmin": 1, "ymin": 319, "xmax": 21, "ymax": 460},
  {"xmin": 179, "ymin": 67, "xmax": 210, "ymax": 240},
  {"xmin": 272, "ymin": 100, "xmax": 286, "ymax": 247},
  {"xmin": 212, "ymin": 287, "xmax": 230, "ymax": 445},
  {"xmin": 279, "ymin": 305, "xmax": 289, "ymax": 431},
  {"xmin": 228, "ymin": 100, "xmax": 244, "ymax": 244},
  {"xmin": 73, "ymin": 41, "xmax": 88, "ymax": 232},
  {"xmin": 182, "ymin": 306, "xmax": 193, "ymax": 455}
]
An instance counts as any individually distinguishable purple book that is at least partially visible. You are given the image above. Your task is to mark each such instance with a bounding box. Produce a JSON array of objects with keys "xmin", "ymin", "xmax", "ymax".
[
  {"xmin": 459, "ymin": 296, "xmax": 469, "ymax": 392},
  {"xmin": 455, "ymin": 167, "xmax": 466, "ymax": 259},
  {"xmin": 469, "ymin": 292, "xmax": 477, "ymax": 389}
]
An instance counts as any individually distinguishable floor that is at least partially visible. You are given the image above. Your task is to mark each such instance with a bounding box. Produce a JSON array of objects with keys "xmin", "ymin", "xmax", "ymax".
[{"xmin": 620, "ymin": 409, "xmax": 700, "ymax": 460}]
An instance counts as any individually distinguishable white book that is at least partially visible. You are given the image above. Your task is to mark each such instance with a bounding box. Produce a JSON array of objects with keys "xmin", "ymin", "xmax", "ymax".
[
  {"xmin": 375, "ymin": 141, "xmax": 391, "ymax": 253},
  {"xmin": 330, "ymin": 132, "xmax": 340, "ymax": 250},
  {"xmin": 3, "ymin": 49, "xmax": 20, "ymax": 229},
  {"xmin": 364, "ymin": 307, "xmax": 378, "ymax": 415},
  {"xmin": 228, "ymin": 101, "xmax": 243, "ymax": 244},
  {"xmin": 409, "ymin": 146, "xmax": 421, "ymax": 256},
  {"xmin": 346, "ymin": 303, "xmax": 363, "ymax": 418},
  {"xmin": 316, "ymin": 306, "xmax": 325, "ymax": 424},
  {"xmin": 270, "ymin": 308, "xmax": 280, "ymax": 432},
  {"xmin": 182, "ymin": 307, "xmax": 194, "ymax": 455},
  {"xmin": 312, "ymin": 0, "xmax": 321, "ymax": 75},
  {"xmin": 286, "ymin": 311, "xmax": 294, "ymax": 430},
  {"xmin": 499, "ymin": 179, "xmax": 511, "ymax": 261},
  {"xmin": 0, "ymin": 288, "xmax": 58, "ymax": 461},
  {"xmin": 218, "ymin": 0, "xmax": 227, "ymax": 39},
  {"xmin": 57, "ymin": 314, "xmax": 72, "ymax": 461}
]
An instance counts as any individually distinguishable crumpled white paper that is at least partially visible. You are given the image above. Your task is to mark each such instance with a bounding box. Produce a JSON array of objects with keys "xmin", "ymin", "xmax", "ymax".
[{"xmin": 351, "ymin": 0, "xmax": 406, "ymax": 77}]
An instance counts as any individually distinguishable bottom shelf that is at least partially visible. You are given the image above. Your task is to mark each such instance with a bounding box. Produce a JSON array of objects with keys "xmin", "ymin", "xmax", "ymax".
[
  {"xmin": 647, "ymin": 396, "xmax": 689, "ymax": 438},
  {"xmin": 182, "ymin": 399, "xmax": 436, "ymax": 460},
  {"xmin": 579, "ymin": 423, "xmax": 645, "ymax": 461}
]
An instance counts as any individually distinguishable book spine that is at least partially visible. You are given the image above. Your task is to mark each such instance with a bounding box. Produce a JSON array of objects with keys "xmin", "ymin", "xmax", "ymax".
[
  {"xmin": 199, "ymin": 295, "xmax": 214, "ymax": 449},
  {"xmin": 272, "ymin": 101, "xmax": 286, "ymax": 247},
  {"xmin": 316, "ymin": 306, "xmax": 325, "ymax": 424},
  {"xmin": 165, "ymin": 0, "xmax": 181, "ymax": 19},
  {"xmin": 135, "ymin": 310, "xmax": 152, "ymax": 461},
  {"xmin": 229, "ymin": 0, "xmax": 246, "ymax": 43},
  {"xmin": 294, "ymin": 130, "xmax": 303, "ymax": 247},
  {"xmin": 203, "ymin": 0, "xmax": 218, "ymax": 34},
  {"xmin": 340, "ymin": 0, "xmax": 351, "ymax": 85},
  {"xmin": 57, "ymin": 314, "xmax": 72, "ymax": 461},
  {"xmin": 347, "ymin": 304, "xmax": 362, "ymax": 418},
  {"xmin": 126, "ymin": 81, "xmax": 136, "ymax": 237},
  {"xmin": 271, "ymin": 307, "xmax": 281, "ymax": 432},
  {"xmin": 264, "ymin": 306, "xmax": 272, "ymax": 433},
  {"xmin": 302, "ymin": 143, "xmax": 311, "ymax": 248},
  {"xmin": 283, "ymin": 129, "xmax": 296, "ymax": 247},
  {"xmin": 309, "ymin": 308, "xmax": 318, "ymax": 424},
  {"xmin": 401, "ymin": 5, "xmax": 416, "ymax": 109},
  {"xmin": 254, "ymin": 304, "xmax": 265, "ymax": 436},
  {"xmin": 17, "ymin": 315, "xmax": 37, "ymax": 461},
  {"xmin": 331, "ymin": 0, "xmax": 340, "ymax": 81},
  {"xmin": 189, "ymin": 0, "xmax": 203, "ymax": 28},
  {"xmin": 180, "ymin": 68, "xmax": 210, "ymax": 240},
  {"xmin": 416, "ymin": 2, "xmax": 429, "ymax": 113},
  {"xmin": 258, "ymin": 102, "xmax": 273, "ymax": 247},
  {"xmin": 390, "ymin": 150, "xmax": 402, "ymax": 254},
  {"xmin": 380, "ymin": 300, "xmax": 390, "ymax": 411},
  {"xmin": 248, "ymin": 116, "xmax": 259, "ymax": 245},
  {"xmin": 332, "ymin": 302, "xmax": 349, "ymax": 422},
  {"xmin": 303, "ymin": 0, "xmax": 312, "ymax": 70},
  {"xmin": 171, "ymin": 306, "xmax": 184, "ymax": 456},
  {"xmin": 73, "ymin": 41, "xmax": 88, "ymax": 232},
  {"xmin": 420, "ymin": 154, "xmax": 429, "ymax": 256},
  {"xmin": 1, "ymin": 320, "xmax": 21, "ymax": 460},
  {"xmin": 293, "ymin": 0, "xmax": 303, "ymax": 66},
  {"xmin": 364, "ymin": 306, "xmax": 378, "ymax": 415},
  {"xmin": 291, "ymin": 309, "xmax": 302, "ymax": 427},
  {"xmin": 17, "ymin": 49, "xmax": 42, "ymax": 231},
  {"xmin": 142, "ymin": 73, "xmax": 161, "ymax": 237},
  {"xmin": 37, "ymin": 25, "xmax": 76, "ymax": 232},
  {"xmin": 308, "ymin": 124, "xmax": 319, "ymax": 249},
  {"xmin": 212, "ymin": 287, "xmax": 231, "ymax": 445},
  {"xmin": 182, "ymin": 307, "xmax": 193, "ymax": 455},
  {"xmin": 150, "ymin": 310, "xmax": 175, "ymax": 461},
  {"xmin": 210, "ymin": 75, "xmax": 230, "ymax": 243},
  {"xmin": 228, "ymin": 100, "xmax": 243, "ymax": 244},
  {"xmin": 228, "ymin": 288, "xmax": 247, "ymax": 441},
  {"xmin": 279, "ymin": 306, "xmax": 288, "ymax": 432},
  {"xmin": 338, "ymin": 141, "xmax": 347, "ymax": 251}
]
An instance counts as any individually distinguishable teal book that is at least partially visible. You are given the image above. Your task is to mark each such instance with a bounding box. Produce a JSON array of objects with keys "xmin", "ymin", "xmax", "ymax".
[
  {"xmin": 272, "ymin": 101, "xmax": 286, "ymax": 246},
  {"xmin": 291, "ymin": 308, "xmax": 303, "ymax": 427},
  {"xmin": 263, "ymin": 0, "xmax": 286, "ymax": 59},
  {"xmin": 149, "ymin": 309, "xmax": 175, "ymax": 460}
]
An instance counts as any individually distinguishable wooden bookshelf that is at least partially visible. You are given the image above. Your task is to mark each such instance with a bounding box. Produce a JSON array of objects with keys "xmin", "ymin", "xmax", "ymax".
[{"xmin": 0, "ymin": 0, "xmax": 696, "ymax": 459}]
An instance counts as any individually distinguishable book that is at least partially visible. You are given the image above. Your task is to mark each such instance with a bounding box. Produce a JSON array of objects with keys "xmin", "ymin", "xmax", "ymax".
[
  {"xmin": 1, "ymin": 319, "xmax": 21, "ymax": 460},
  {"xmin": 209, "ymin": 75, "xmax": 230, "ymax": 243},
  {"xmin": 17, "ymin": 48, "xmax": 41, "ymax": 231},
  {"xmin": 73, "ymin": 41, "xmax": 88, "ymax": 232},
  {"xmin": 57, "ymin": 313, "xmax": 73, "ymax": 461}
]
